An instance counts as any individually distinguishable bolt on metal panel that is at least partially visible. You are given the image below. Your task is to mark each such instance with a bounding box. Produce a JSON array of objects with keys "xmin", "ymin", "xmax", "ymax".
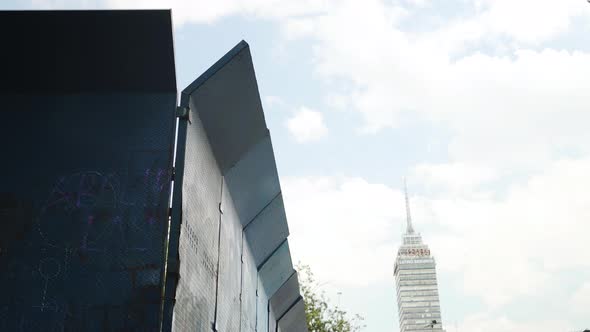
[{"xmin": 0, "ymin": 11, "xmax": 177, "ymax": 331}]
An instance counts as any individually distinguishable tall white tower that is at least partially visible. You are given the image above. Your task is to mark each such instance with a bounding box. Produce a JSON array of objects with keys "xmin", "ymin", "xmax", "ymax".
[{"xmin": 394, "ymin": 180, "xmax": 445, "ymax": 332}]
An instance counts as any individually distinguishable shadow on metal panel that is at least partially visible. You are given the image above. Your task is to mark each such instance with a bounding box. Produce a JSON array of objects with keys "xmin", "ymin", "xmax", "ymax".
[
  {"xmin": 258, "ymin": 241, "xmax": 294, "ymax": 298},
  {"xmin": 225, "ymin": 134, "xmax": 283, "ymax": 227},
  {"xmin": 278, "ymin": 298, "xmax": 309, "ymax": 332},
  {"xmin": 180, "ymin": 41, "xmax": 267, "ymax": 173},
  {"xmin": 244, "ymin": 193, "xmax": 290, "ymax": 268},
  {"xmin": 0, "ymin": 10, "xmax": 176, "ymax": 332},
  {"xmin": 270, "ymin": 272, "xmax": 301, "ymax": 319}
]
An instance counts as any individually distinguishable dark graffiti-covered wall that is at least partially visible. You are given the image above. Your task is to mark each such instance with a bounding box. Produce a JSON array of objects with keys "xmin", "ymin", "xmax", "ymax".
[
  {"xmin": 0, "ymin": 10, "xmax": 307, "ymax": 332},
  {"xmin": 0, "ymin": 11, "xmax": 177, "ymax": 332}
]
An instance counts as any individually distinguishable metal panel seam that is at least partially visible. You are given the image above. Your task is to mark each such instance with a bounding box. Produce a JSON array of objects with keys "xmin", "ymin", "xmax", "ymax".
[
  {"xmin": 276, "ymin": 295, "xmax": 303, "ymax": 322},
  {"xmin": 212, "ymin": 177, "xmax": 224, "ymax": 331},
  {"xmin": 241, "ymin": 191, "xmax": 282, "ymax": 230},
  {"xmin": 255, "ymin": 238, "xmax": 288, "ymax": 271},
  {"xmin": 160, "ymin": 115, "xmax": 189, "ymax": 332}
]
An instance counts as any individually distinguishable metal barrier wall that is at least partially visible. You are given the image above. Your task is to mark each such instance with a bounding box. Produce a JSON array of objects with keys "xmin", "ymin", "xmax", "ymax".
[
  {"xmin": 0, "ymin": 11, "xmax": 177, "ymax": 331},
  {"xmin": 0, "ymin": 10, "xmax": 307, "ymax": 332},
  {"xmin": 168, "ymin": 41, "xmax": 308, "ymax": 332}
]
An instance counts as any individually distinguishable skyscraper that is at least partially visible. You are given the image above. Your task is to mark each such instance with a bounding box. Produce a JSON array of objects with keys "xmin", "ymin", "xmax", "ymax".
[{"xmin": 394, "ymin": 181, "xmax": 445, "ymax": 332}]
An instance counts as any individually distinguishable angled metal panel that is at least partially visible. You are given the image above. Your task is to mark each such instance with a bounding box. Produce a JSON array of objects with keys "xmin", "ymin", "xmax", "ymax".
[
  {"xmin": 171, "ymin": 106, "xmax": 222, "ymax": 331},
  {"xmin": 244, "ymin": 193, "xmax": 289, "ymax": 267},
  {"xmin": 0, "ymin": 11, "xmax": 176, "ymax": 332},
  {"xmin": 216, "ymin": 182, "xmax": 242, "ymax": 332},
  {"xmin": 225, "ymin": 135, "xmax": 282, "ymax": 228},
  {"xmin": 259, "ymin": 240, "xmax": 295, "ymax": 332},
  {"xmin": 181, "ymin": 41, "xmax": 268, "ymax": 173},
  {"xmin": 269, "ymin": 272, "xmax": 301, "ymax": 320},
  {"xmin": 258, "ymin": 241, "xmax": 294, "ymax": 298},
  {"xmin": 277, "ymin": 298, "xmax": 308, "ymax": 332},
  {"xmin": 240, "ymin": 239, "xmax": 258, "ymax": 332},
  {"xmin": 170, "ymin": 39, "xmax": 307, "ymax": 331}
]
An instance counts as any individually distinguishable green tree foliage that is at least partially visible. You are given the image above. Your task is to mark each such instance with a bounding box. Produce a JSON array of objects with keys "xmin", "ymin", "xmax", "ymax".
[{"xmin": 297, "ymin": 264, "xmax": 365, "ymax": 332}]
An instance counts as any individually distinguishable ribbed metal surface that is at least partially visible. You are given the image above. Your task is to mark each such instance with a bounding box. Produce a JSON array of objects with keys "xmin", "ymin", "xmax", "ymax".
[
  {"xmin": 216, "ymin": 181, "xmax": 242, "ymax": 331},
  {"xmin": 172, "ymin": 107, "xmax": 222, "ymax": 332},
  {"xmin": 240, "ymin": 239, "xmax": 258, "ymax": 332},
  {"xmin": 172, "ymin": 39, "xmax": 306, "ymax": 332},
  {"xmin": 257, "ymin": 277, "xmax": 270, "ymax": 332}
]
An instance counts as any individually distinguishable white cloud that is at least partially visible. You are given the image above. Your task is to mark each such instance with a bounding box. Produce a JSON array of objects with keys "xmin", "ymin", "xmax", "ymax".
[
  {"xmin": 262, "ymin": 95, "xmax": 285, "ymax": 109},
  {"xmin": 282, "ymin": 176, "xmax": 402, "ymax": 286},
  {"xmin": 458, "ymin": 314, "xmax": 574, "ymax": 332},
  {"xmin": 413, "ymin": 162, "xmax": 498, "ymax": 195},
  {"xmin": 284, "ymin": 159, "xmax": 590, "ymax": 327},
  {"xmin": 285, "ymin": 107, "xmax": 329, "ymax": 143},
  {"xmin": 423, "ymin": 158, "xmax": 590, "ymax": 308},
  {"xmin": 475, "ymin": 0, "xmax": 588, "ymax": 44},
  {"xmin": 30, "ymin": 0, "xmax": 336, "ymax": 25},
  {"xmin": 282, "ymin": 0, "xmax": 590, "ymax": 172},
  {"xmin": 571, "ymin": 281, "xmax": 590, "ymax": 315},
  {"xmin": 105, "ymin": 0, "xmax": 334, "ymax": 25}
]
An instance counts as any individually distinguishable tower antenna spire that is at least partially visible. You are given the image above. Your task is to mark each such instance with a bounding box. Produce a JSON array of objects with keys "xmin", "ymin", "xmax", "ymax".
[{"xmin": 404, "ymin": 177, "xmax": 414, "ymax": 234}]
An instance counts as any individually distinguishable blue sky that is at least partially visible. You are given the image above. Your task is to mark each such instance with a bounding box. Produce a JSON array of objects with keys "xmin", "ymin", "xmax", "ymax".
[{"xmin": 8, "ymin": 1, "xmax": 590, "ymax": 331}]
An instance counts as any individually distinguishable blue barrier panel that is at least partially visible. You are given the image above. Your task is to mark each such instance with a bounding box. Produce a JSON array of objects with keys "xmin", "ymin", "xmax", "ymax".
[{"xmin": 0, "ymin": 10, "xmax": 176, "ymax": 331}]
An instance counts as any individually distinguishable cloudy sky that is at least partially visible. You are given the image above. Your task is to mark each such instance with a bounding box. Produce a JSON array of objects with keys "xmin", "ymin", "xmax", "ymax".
[{"xmin": 8, "ymin": 0, "xmax": 590, "ymax": 331}]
